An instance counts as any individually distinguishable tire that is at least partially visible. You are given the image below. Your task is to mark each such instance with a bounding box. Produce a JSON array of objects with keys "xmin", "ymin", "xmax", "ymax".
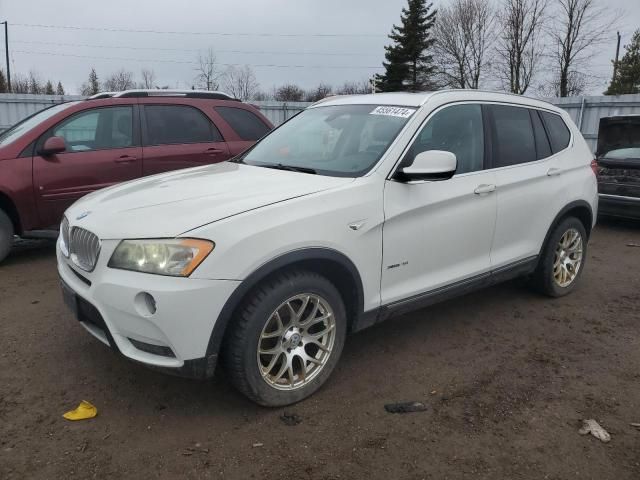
[
  {"xmin": 223, "ymin": 269, "xmax": 347, "ymax": 407},
  {"xmin": 531, "ymin": 216, "xmax": 587, "ymax": 297},
  {"xmin": 0, "ymin": 209, "xmax": 13, "ymax": 264}
]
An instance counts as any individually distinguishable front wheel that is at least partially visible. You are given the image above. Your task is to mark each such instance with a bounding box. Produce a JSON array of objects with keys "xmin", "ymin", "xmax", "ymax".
[
  {"xmin": 531, "ymin": 217, "xmax": 587, "ymax": 297},
  {"xmin": 223, "ymin": 270, "xmax": 347, "ymax": 406},
  {"xmin": 0, "ymin": 209, "xmax": 13, "ymax": 264}
]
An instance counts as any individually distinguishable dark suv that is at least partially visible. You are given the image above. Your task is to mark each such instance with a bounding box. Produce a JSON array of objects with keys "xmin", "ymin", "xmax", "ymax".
[{"xmin": 0, "ymin": 90, "xmax": 273, "ymax": 263}]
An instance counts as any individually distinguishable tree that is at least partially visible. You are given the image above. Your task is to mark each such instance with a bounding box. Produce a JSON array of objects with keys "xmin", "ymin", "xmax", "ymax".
[
  {"xmin": 305, "ymin": 83, "xmax": 333, "ymax": 102},
  {"xmin": 56, "ymin": 81, "xmax": 65, "ymax": 95},
  {"xmin": 335, "ymin": 80, "xmax": 371, "ymax": 95},
  {"xmin": 195, "ymin": 48, "xmax": 221, "ymax": 90},
  {"xmin": 44, "ymin": 80, "xmax": 55, "ymax": 95},
  {"xmin": 81, "ymin": 68, "xmax": 100, "ymax": 95},
  {"xmin": 139, "ymin": 68, "xmax": 156, "ymax": 89},
  {"xmin": 547, "ymin": 0, "xmax": 619, "ymax": 97},
  {"xmin": 103, "ymin": 69, "xmax": 135, "ymax": 91},
  {"xmin": 605, "ymin": 29, "xmax": 640, "ymax": 95},
  {"xmin": 275, "ymin": 84, "xmax": 304, "ymax": 101},
  {"xmin": 376, "ymin": 0, "xmax": 438, "ymax": 91},
  {"xmin": 496, "ymin": 0, "xmax": 547, "ymax": 94},
  {"xmin": 11, "ymin": 73, "xmax": 29, "ymax": 93},
  {"xmin": 0, "ymin": 70, "xmax": 7, "ymax": 93},
  {"xmin": 223, "ymin": 65, "xmax": 259, "ymax": 101},
  {"xmin": 28, "ymin": 71, "xmax": 42, "ymax": 94},
  {"xmin": 434, "ymin": 0, "xmax": 496, "ymax": 89}
]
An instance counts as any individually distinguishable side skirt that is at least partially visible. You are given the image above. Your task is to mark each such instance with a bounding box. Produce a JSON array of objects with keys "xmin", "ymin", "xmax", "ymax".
[{"xmin": 355, "ymin": 256, "xmax": 538, "ymax": 330}]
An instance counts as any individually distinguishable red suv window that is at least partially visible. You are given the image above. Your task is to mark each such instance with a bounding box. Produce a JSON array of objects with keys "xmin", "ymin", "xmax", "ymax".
[
  {"xmin": 144, "ymin": 105, "xmax": 223, "ymax": 145},
  {"xmin": 215, "ymin": 106, "xmax": 271, "ymax": 141}
]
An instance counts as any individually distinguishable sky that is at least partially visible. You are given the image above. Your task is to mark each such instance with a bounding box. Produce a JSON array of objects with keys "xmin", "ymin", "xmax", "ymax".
[{"xmin": 0, "ymin": 0, "xmax": 637, "ymax": 96}]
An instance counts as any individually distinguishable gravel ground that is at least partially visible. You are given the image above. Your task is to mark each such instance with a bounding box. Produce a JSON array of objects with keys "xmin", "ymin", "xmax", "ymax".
[{"xmin": 1, "ymin": 219, "xmax": 639, "ymax": 479}]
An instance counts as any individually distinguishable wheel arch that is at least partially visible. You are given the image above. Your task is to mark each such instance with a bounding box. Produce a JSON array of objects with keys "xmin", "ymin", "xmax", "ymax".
[
  {"xmin": 539, "ymin": 200, "xmax": 593, "ymax": 258},
  {"xmin": 0, "ymin": 190, "xmax": 21, "ymax": 235},
  {"xmin": 206, "ymin": 247, "xmax": 365, "ymax": 361}
]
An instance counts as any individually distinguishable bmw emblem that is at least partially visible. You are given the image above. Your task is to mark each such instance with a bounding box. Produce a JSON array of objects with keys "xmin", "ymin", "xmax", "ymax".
[{"xmin": 76, "ymin": 211, "xmax": 91, "ymax": 221}]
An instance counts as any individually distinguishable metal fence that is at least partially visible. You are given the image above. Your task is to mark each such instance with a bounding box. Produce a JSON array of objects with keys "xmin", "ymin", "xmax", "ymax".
[{"xmin": 1, "ymin": 93, "xmax": 639, "ymax": 152}]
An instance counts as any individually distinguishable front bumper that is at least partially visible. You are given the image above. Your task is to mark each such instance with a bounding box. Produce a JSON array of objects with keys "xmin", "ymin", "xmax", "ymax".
[
  {"xmin": 598, "ymin": 193, "xmax": 640, "ymax": 220},
  {"xmin": 57, "ymin": 242, "xmax": 240, "ymax": 379}
]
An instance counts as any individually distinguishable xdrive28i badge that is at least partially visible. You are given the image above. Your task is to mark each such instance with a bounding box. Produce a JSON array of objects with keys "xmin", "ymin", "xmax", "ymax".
[{"xmin": 76, "ymin": 211, "xmax": 91, "ymax": 221}]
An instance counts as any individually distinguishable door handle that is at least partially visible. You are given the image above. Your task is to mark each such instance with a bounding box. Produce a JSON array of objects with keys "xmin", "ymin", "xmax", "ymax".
[
  {"xmin": 114, "ymin": 155, "xmax": 137, "ymax": 164},
  {"xmin": 204, "ymin": 148, "xmax": 224, "ymax": 156},
  {"xmin": 547, "ymin": 167, "xmax": 562, "ymax": 177},
  {"xmin": 474, "ymin": 184, "xmax": 496, "ymax": 195}
]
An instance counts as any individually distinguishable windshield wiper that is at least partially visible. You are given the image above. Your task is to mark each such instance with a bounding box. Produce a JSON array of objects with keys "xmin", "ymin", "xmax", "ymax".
[{"xmin": 258, "ymin": 163, "xmax": 317, "ymax": 174}]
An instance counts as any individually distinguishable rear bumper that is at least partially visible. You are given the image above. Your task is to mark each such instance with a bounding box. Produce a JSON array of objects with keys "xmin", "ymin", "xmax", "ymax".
[{"xmin": 598, "ymin": 194, "xmax": 640, "ymax": 220}]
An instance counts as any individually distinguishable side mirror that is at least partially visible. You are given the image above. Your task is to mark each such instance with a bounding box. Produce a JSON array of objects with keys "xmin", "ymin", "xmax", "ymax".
[
  {"xmin": 400, "ymin": 150, "xmax": 457, "ymax": 181},
  {"xmin": 39, "ymin": 136, "xmax": 67, "ymax": 156}
]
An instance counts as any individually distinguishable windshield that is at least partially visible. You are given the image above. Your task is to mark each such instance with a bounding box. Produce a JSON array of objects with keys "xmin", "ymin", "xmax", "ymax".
[
  {"xmin": 0, "ymin": 101, "xmax": 80, "ymax": 146},
  {"xmin": 241, "ymin": 104, "xmax": 416, "ymax": 177},
  {"xmin": 603, "ymin": 147, "xmax": 640, "ymax": 160}
]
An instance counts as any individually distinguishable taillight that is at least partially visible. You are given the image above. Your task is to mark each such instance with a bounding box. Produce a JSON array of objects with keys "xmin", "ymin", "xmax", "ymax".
[{"xmin": 590, "ymin": 159, "xmax": 598, "ymax": 176}]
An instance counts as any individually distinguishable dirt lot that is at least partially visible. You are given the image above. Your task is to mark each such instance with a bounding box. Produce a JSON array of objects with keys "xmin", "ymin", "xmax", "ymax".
[{"xmin": 1, "ymin": 219, "xmax": 639, "ymax": 479}]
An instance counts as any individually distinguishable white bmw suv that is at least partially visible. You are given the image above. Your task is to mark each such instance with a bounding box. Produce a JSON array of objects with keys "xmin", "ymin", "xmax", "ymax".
[{"xmin": 58, "ymin": 90, "xmax": 598, "ymax": 406}]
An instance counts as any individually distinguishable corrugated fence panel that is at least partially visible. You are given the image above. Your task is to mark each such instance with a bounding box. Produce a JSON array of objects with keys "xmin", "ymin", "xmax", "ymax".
[
  {"xmin": 0, "ymin": 93, "xmax": 84, "ymax": 132},
  {"xmin": 1, "ymin": 93, "xmax": 639, "ymax": 150}
]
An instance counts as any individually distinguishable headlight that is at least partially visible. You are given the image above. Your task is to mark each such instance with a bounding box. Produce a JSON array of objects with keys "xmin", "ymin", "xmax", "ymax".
[
  {"xmin": 108, "ymin": 239, "xmax": 214, "ymax": 277},
  {"xmin": 59, "ymin": 216, "xmax": 70, "ymax": 257}
]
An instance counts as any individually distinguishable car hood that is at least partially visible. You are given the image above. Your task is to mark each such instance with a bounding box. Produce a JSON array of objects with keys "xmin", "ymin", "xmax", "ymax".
[{"xmin": 66, "ymin": 162, "xmax": 353, "ymax": 239}]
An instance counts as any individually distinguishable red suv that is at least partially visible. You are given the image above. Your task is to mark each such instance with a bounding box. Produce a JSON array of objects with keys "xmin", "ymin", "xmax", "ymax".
[{"xmin": 0, "ymin": 90, "xmax": 273, "ymax": 263}]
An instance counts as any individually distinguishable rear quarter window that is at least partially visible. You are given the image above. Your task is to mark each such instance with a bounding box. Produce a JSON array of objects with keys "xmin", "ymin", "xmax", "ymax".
[
  {"xmin": 215, "ymin": 106, "xmax": 271, "ymax": 141},
  {"xmin": 541, "ymin": 112, "xmax": 571, "ymax": 153}
]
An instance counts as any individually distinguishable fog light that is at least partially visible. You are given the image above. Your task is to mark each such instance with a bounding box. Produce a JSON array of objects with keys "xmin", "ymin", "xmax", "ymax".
[{"xmin": 134, "ymin": 292, "xmax": 157, "ymax": 317}]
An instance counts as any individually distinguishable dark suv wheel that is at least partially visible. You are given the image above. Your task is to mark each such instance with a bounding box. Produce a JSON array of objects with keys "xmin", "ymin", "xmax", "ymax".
[
  {"xmin": 0, "ymin": 209, "xmax": 13, "ymax": 264},
  {"xmin": 531, "ymin": 217, "xmax": 587, "ymax": 297},
  {"xmin": 223, "ymin": 270, "xmax": 347, "ymax": 407}
]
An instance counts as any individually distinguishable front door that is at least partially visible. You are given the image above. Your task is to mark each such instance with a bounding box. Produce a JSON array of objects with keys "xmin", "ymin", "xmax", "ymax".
[
  {"xmin": 141, "ymin": 104, "xmax": 231, "ymax": 175},
  {"xmin": 33, "ymin": 105, "xmax": 142, "ymax": 228},
  {"xmin": 381, "ymin": 103, "xmax": 497, "ymax": 305}
]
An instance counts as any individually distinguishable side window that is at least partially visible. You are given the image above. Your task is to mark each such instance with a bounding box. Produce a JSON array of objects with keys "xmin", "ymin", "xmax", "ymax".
[
  {"xmin": 489, "ymin": 105, "xmax": 536, "ymax": 167},
  {"xmin": 541, "ymin": 111, "xmax": 571, "ymax": 153},
  {"xmin": 52, "ymin": 106, "xmax": 133, "ymax": 152},
  {"xmin": 144, "ymin": 105, "xmax": 222, "ymax": 146},
  {"xmin": 405, "ymin": 104, "xmax": 484, "ymax": 174},
  {"xmin": 215, "ymin": 106, "xmax": 271, "ymax": 141},
  {"xmin": 530, "ymin": 109, "xmax": 552, "ymax": 160}
]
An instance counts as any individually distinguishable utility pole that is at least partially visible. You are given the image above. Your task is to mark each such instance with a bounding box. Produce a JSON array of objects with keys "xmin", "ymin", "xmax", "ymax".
[
  {"xmin": 611, "ymin": 31, "xmax": 621, "ymax": 84},
  {"xmin": 1, "ymin": 22, "xmax": 9, "ymax": 92}
]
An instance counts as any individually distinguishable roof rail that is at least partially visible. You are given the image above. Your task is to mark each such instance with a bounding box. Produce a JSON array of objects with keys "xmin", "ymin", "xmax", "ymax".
[
  {"xmin": 110, "ymin": 89, "xmax": 237, "ymax": 100},
  {"xmin": 88, "ymin": 92, "xmax": 118, "ymax": 99}
]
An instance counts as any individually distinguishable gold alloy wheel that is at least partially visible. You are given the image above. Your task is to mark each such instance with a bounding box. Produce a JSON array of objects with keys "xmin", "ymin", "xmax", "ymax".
[
  {"xmin": 553, "ymin": 228, "xmax": 583, "ymax": 287},
  {"xmin": 257, "ymin": 294, "xmax": 336, "ymax": 390}
]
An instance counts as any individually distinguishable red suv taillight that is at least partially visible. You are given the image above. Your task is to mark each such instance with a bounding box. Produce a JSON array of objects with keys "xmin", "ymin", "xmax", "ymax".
[{"xmin": 590, "ymin": 159, "xmax": 598, "ymax": 177}]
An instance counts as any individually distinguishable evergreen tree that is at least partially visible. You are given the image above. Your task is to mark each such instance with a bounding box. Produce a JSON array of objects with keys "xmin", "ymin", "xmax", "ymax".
[
  {"xmin": 606, "ymin": 30, "xmax": 640, "ymax": 95},
  {"xmin": 81, "ymin": 68, "xmax": 100, "ymax": 95},
  {"xmin": 56, "ymin": 81, "xmax": 65, "ymax": 95},
  {"xmin": 44, "ymin": 80, "xmax": 55, "ymax": 95},
  {"xmin": 0, "ymin": 69, "xmax": 7, "ymax": 93},
  {"xmin": 376, "ymin": 0, "xmax": 437, "ymax": 92}
]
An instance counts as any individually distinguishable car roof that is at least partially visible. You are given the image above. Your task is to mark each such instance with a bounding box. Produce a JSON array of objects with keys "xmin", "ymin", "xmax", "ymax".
[{"xmin": 313, "ymin": 89, "xmax": 562, "ymax": 113}]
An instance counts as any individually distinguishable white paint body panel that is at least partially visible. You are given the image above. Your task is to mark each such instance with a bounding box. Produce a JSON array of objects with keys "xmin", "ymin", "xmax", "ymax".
[{"xmin": 59, "ymin": 90, "xmax": 598, "ymax": 367}]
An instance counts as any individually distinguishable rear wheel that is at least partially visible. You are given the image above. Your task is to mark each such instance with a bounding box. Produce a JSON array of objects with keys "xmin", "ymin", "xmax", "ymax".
[
  {"xmin": 531, "ymin": 217, "xmax": 587, "ymax": 297},
  {"xmin": 0, "ymin": 209, "xmax": 13, "ymax": 264},
  {"xmin": 223, "ymin": 270, "xmax": 347, "ymax": 407}
]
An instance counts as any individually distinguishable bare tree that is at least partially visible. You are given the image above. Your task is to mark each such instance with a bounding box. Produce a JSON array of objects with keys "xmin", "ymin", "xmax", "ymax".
[
  {"xmin": 28, "ymin": 71, "xmax": 43, "ymax": 94},
  {"xmin": 104, "ymin": 69, "xmax": 135, "ymax": 91},
  {"xmin": 194, "ymin": 48, "xmax": 221, "ymax": 90},
  {"xmin": 335, "ymin": 80, "xmax": 371, "ymax": 95},
  {"xmin": 223, "ymin": 65, "xmax": 259, "ymax": 100},
  {"xmin": 274, "ymin": 84, "xmax": 305, "ymax": 101},
  {"xmin": 139, "ymin": 68, "xmax": 156, "ymax": 89},
  {"xmin": 11, "ymin": 73, "xmax": 30, "ymax": 93},
  {"xmin": 546, "ymin": 0, "xmax": 619, "ymax": 97},
  {"xmin": 434, "ymin": 0, "xmax": 497, "ymax": 89},
  {"xmin": 305, "ymin": 83, "xmax": 333, "ymax": 102},
  {"xmin": 496, "ymin": 0, "xmax": 548, "ymax": 94}
]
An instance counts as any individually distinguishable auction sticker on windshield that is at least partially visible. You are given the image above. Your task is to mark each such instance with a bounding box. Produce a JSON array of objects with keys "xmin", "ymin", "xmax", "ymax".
[{"xmin": 370, "ymin": 106, "xmax": 416, "ymax": 118}]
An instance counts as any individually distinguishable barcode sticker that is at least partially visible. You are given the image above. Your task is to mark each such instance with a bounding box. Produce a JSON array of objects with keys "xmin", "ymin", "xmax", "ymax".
[{"xmin": 370, "ymin": 106, "xmax": 415, "ymax": 118}]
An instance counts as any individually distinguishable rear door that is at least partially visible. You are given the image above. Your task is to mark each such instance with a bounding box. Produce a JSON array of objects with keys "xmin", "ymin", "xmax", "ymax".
[
  {"xmin": 488, "ymin": 105, "xmax": 568, "ymax": 268},
  {"xmin": 33, "ymin": 105, "xmax": 142, "ymax": 228},
  {"xmin": 141, "ymin": 104, "xmax": 230, "ymax": 175}
]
